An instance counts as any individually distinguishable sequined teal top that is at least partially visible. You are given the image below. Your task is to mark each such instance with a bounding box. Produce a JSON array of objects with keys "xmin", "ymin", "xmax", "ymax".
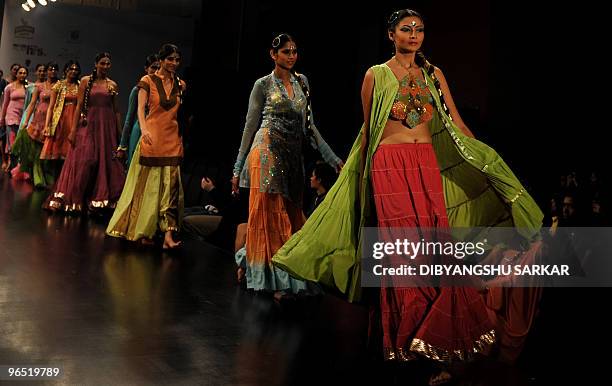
[
  {"xmin": 233, "ymin": 72, "xmax": 341, "ymax": 205},
  {"xmin": 18, "ymin": 83, "xmax": 37, "ymax": 129}
]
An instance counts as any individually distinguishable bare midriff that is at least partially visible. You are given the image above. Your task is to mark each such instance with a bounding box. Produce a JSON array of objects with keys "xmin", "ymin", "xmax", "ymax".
[{"xmin": 379, "ymin": 120, "xmax": 431, "ymax": 144}]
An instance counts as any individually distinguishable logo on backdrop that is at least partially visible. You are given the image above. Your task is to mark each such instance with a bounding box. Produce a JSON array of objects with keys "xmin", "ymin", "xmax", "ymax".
[{"xmin": 14, "ymin": 18, "xmax": 35, "ymax": 40}]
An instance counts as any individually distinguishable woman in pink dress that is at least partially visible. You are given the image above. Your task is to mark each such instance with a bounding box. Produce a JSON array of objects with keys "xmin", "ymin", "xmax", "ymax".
[
  {"xmin": 46, "ymin": 53, "xmax": 125, "ymax": 213},
  {"xmin": 0, "ymin": 66, "xmax": 28, "ymax": 172}
]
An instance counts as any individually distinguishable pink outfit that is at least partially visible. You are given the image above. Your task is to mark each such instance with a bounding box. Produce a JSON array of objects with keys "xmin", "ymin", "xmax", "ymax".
[{"xmin": 0, "ymin": 83, "xmax": 26, "ymax": 126}]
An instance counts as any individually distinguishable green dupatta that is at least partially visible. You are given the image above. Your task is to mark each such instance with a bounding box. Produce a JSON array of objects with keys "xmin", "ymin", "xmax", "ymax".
[{"xmin": 272, "ymin": 64, "xmax": 543, "ymax": 302}]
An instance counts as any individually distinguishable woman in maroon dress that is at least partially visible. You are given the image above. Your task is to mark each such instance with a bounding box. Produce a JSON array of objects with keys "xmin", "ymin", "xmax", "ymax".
[{"xmin": 46, "ymin": 53, "xmax": 125, "ymax": 213}]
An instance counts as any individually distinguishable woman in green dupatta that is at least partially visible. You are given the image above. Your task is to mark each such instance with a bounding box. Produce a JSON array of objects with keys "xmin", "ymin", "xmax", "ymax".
[
  {"xmin": 40, "ymin": 61, "xmax": 81, "ymax": 182},
  {"xmin": 273, "ymin": 8, "xmax": 544, "ymax": 383}
]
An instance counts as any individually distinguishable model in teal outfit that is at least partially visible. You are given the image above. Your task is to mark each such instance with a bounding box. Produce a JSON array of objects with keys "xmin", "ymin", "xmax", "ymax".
[
  {"xmin": 118, "ymin": 86, "xmax": 141, "ymax": 167},
  {"xmin": 116, "ymin": 55, "xmax": 159, "ymax": 167},
  {"xmin": 232, "ymin": 34, "xmax": 343, "ymax": 297},
  {"xmin": 272, "ymin": 59, "xmax": 543, "ymax": 303},
  {"xmin": 18, "ymin": 83, "xmax": 37, "ymax": 128}
]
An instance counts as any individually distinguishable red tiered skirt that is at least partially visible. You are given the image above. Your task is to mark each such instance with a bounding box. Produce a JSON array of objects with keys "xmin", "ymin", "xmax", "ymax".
[{"xmin": 371, "ymin": 143, "xmax": 495, "ymax": 362}]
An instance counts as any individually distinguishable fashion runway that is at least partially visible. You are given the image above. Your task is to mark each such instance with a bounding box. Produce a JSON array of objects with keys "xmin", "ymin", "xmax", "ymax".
[
  {"xmin": 0, "ymin": 174, "xmax": 601, "ymax": 385},
  {"xmin": 0, "ymin": 174, "xmax": 375, "ymax": 385}
]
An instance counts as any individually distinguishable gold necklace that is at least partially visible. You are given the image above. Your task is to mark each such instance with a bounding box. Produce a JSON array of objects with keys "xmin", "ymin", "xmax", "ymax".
[
  {"xmin": 394, "ymin": 55, "xmax": 415, "ymax": 71},
  {"xmin": 68, "ymin": 82, "xmax": 78, "ymax": 95},
  {"xmin": 394, "ymin": 56, "xmax": 418, "ymax": 90}
]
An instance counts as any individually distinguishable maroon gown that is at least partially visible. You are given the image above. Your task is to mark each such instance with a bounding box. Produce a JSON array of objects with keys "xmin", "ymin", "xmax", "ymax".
[{"xmin": 46, "ymin": 81, "xmax": 125, "ymax": 212}]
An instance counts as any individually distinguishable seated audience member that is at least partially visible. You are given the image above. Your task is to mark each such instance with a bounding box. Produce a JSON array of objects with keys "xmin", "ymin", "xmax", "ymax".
[
  {"xmin": 559, "ymin": 193, "xmax": 583, "ymax": 227},
  {"xmin": 590, "ymin": 196, "xmax": 608, "ymax": 226},
  {"xmin": 306, "ymin": 162, "xmax": 337, "ymax": 217},
  {"xmin": 183, "ymin": 176, "xmax": 228, "ymax": 238},
  {"xmin": 184, "ymin": 176, "xmax": 227, "ymax": 216}
]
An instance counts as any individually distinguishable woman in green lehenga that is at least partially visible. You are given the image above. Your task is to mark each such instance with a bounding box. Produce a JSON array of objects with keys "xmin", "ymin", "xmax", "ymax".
[
  {"xmin": 13, "ymin": 63, "xmax": 59, "ymax": 188},
  {"xmin": 10, "ymin": 63, "xmax": 45, "ymax": 181},
  {"xmin": 273, "ymin": 9, "xmax": 544, "ymax": 383},
  {"xmin": 107, "ymin": 44, "xmax": 186, "ymax": 249}
]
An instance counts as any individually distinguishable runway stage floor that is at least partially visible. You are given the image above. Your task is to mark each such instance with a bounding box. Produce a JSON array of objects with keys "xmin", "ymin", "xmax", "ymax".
[{"xmin": 0, "ymin": 175, "xmax": 600, "ymax": 385}]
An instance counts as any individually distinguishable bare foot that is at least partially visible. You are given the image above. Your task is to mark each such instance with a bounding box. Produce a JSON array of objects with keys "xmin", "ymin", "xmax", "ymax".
[
  {"xmin": 429, "ymin": 370, "xmax": 452, "ymax": 386},
  {"xmin": 163, "ymin": 231, "xmax": 181, "ymax": 249},
  {"xmin": 273, "ymin": 291, "xmax": 285, "ymax": 302},
  {"xmin": 273, "ymin": 291, "xmax": 295, "ymax": 302}
]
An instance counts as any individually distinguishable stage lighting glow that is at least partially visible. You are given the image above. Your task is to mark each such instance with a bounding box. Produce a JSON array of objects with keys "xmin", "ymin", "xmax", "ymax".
[
  {"xmin": 27, "ymin": 0, "xmax": 36, "ymax": 8},
  {"xmin": 22, "ymin": 4, "xmax": 31, "ymax": 12},
  {"xmin": 38, "ymin": 0, "xmax": 48, "ymax": 6}
]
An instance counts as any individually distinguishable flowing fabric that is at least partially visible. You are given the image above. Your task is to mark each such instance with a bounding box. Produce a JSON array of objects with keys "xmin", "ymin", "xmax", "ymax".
[
  {"xmin": 272, "ymin": 64, "xmax": 543, "ymax": 302},
  {"xmin": 106, "ymin": 144, "xmax": 183, "ymax": 240},
  {"xmin": 11, "ymin": 131, "xmax": 48, "ymax": 187},
  {"xmin": 272, "ymin": 63, "xmax": 544, "ymax": 364}
]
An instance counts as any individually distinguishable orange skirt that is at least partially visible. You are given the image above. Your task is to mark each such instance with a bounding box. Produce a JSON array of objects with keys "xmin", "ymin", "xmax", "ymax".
[{"xmin": 244, "ymin": 147, "xmax": 307, "ymax": 292}]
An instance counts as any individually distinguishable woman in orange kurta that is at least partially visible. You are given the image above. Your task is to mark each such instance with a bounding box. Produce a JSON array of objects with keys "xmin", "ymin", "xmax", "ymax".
[{"xmin": 106, "ymin": 44, "xmax": 185, "ymax": 249}]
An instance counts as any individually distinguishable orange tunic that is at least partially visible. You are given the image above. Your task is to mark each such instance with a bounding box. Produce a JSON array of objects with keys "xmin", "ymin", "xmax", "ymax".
[{"xmin": 136, "ymin": 74, "xmax": 182, "ymax": 166}]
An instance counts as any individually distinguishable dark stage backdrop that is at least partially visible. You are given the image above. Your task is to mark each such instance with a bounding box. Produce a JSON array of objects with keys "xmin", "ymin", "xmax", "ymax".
[{"xmin": 185, "ymin": 1, "xmax": 604, "ymax": 206}]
